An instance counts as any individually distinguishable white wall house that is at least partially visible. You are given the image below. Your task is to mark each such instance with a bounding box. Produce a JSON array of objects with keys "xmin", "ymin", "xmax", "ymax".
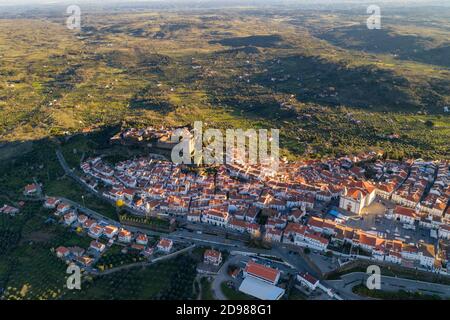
[{"xmin": 201, "ymin": 209, "xmax": 229, "ymax": 227}]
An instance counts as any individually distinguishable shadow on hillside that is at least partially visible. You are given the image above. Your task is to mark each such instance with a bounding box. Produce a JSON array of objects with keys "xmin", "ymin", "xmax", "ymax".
[
  {"xmin": 317, "ymin": 26, "xmax": 450, "ymax": 68},
  {"xmin": 209, "ymin": 34, "xmax": 292, "ymax": 49},
  {"xmin": 129, "ymin": 85, "xmax": 176, "ymax": 115},
  {"xmin": 251, "ymin": 54, "xmax": 429, "ymax": 112},
  {"xmin": 0, "ymin": 125, "xmax": 121, "ymax": 164}
]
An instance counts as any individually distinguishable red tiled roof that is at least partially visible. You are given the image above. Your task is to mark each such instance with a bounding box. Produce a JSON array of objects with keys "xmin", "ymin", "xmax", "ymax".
[
  {"xmin": 245, "ymin": 261, "xmax": 280, "ymax": 283},
  {"xmin": 298, "ymin": 272, "xmax": 318, "ymax": 285},
  {"xmin": 119, "ymin": 229, "xmax": 131, "ymax": 237},
  {"xmin": 90, "ymin": 241, "xmax": 105, "ymax": 250},
  {"xmin": 56, "ymin": 246, "xmax": 69, "ymax": 255},
  {"xmin": 284, "ymin": 222, "xmax": 307, "ymax": 235},
  {"xmin": 358, "ymin": 232, "xmax": 377, "ymax": 247},
  {"xmin": 24, "ymin": 183, "xmax": 38, "ymax": 192},
  {"xmin": 394, "ymin": 206, "xmax": 416, "ymax": 218},
  {"xmin": 206, "ymin": 208, "xmax": 228, "ymax": 219},
  {"xmin": 304, "ymin": 232, "xmax": 329, "ymax": 245},
  {"xmin": 158, "ymin": 238, "xmax": 173, "ymax": 248},
  {"xmin": 136, "ymin": 234, "xmax": 148, "ymax": 241},
  {"xmin": 204, "ymin": 249, "xmax": 221, "ymax": 259},
  {"xmin": 104, "ymin": 225, "xmax": 118, "ymax": 234}
]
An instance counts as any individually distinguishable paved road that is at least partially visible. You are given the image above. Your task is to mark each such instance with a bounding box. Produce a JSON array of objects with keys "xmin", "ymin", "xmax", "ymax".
[
  {"xmin": 272, "ymin": 246, "xmax": 321, "ymax": 278},
  {"xmin": 56, "ymin": 150, "xmax": 147, "ymax": 218},
  {"xmin": 56, "ymin": 150, "xmax": 333, "ymax": 282},
  {"xmin": 211, "ymin": 255, "xmax": 245, "ymax": 300},
  {"xmin": 325, "ymin": 272, "xmax": 450, "ymax": 299},
  {"xmin": 175, "ymin": 230, "xmax": 320, "ymax": 276},
  {"xmin": 93, "ymin": 244, "xmax": 196, "ymax": 276}
]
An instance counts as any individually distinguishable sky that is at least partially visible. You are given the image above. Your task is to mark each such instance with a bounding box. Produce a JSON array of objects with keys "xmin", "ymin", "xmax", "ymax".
[
  {"xmin": 0, "ymin": 0, "xmax": 444, "ymax": 8},
  {"xmin": 0, "ymin": 0, "xmax": 441, "ymax": 4}
]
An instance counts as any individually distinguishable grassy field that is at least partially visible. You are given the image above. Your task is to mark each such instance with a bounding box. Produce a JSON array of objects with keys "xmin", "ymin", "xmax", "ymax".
[
  {"xmin": 64, "ymin": 254, "xmax": 199, "ymax": 300},
  {"xmin": 0, "ymin": 6, "xmax": 448, "ymax": 160},
  {"xmin": 45, "ymin": 177, "xmax": 119, "ymax": 221},
  {"xmin": 119, "ymin": 213, "xmax": 172, "ymax": 232},
  {"xmin": 0, "ymin": 202, "xmax": 95, "ymax": 299},
  {"xmin": 199, "ymin": 277, "xmax": 215, "ymax": 300},
  {"xmin": 94, "ymin": 245, "xmax": 146, "ymax": 271}
]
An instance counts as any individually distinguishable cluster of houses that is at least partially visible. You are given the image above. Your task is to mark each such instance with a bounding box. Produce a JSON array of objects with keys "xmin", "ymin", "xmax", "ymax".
[
  {"xmin": 0, "ymin": 184, "xmax": 36, "ymax": 216},
  {"xmin": 369, "ymin": 160, "xmax": 410, "ymax": 200},
  {"xmin": 1, "ymin": 183, "xmax": 42, "ymax": 217},
  {"xmin": 379, "ymin": 160, "xmax": 450, "ymax": 221},
  {"xmin": 391, "ymin": 161, "xmax": 440, "ymax": 212},
  {"xmin": 75, "ymin": 130, "xmax": 450, "ymax": 273},
  {"xmin": 262, "ymin": 212, "xmax": 440, "ymax": 269},
  {"xmin": 79, "ymin": 154, "xmax": 448, "ymax": 220},
  {"xmin": 45, "ymin": 197, "xmax": 174, "ymax": 268},
  {"xmin": 419, "ymin": 162, "xmax": 449, "ymax": 216}
]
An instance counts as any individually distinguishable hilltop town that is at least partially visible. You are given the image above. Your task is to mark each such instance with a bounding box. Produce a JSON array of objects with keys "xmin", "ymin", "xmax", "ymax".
[
  {"xmin": 0, "ymin": 0, "xmax": 449, "ymax": 304},
  {"xmin": 3, "ymin": 124, "xmax": 449, "ymax": 300},
  {"xmin": 73, "ymin": 127, "xmax": 450, "ymax": 276}
]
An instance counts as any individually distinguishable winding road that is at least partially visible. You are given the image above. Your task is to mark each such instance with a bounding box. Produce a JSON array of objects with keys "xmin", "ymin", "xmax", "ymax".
[{"xmin": 325, "ymin": 272, "xmax": 450, "ymax": 300}]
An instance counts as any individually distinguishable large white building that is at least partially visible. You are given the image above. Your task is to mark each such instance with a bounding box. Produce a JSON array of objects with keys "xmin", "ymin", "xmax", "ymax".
[
  {"xmin": 201, "ymin": 208, "xmax": 229, "ymax": 227},
  {"xmin": 339, "ymin": 181, "xmax": 376, "ymax": 215}
]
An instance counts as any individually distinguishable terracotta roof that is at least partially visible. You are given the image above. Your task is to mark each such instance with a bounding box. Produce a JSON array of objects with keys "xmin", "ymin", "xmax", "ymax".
[
  {"xmin": 136, "ymin": 234, "xmax": 148, "ymax": 241},
  {"xmin": 24, "ymin": 183, "xmax": 38, "ymax": 192},
  {"xmin": 56, "ymin": 246, "xmax": 69, "ymax": 255},
  {"xmin": 104, "ymin": 225, "xmax": 118, "ymax": 234},
  {"xmin": 308, "ymin": 216, "xmax": 335, "ymax": 230},
  {"xmin": 244, "ymin": 261, "xmax": 280, "ymax": 283},
  {"xmin": 346, "ymin": 188, "xmax": 366, "ymax": 200},
  {"xmin": 204, "ymin": 249, "xmax": 221, "ymax": 259},
  {"xmin": 158, "ymin": 238, "xmax": 173, "ymax": 248},
  {"xmin": 358, "ymin": 232, "xmax": 377, "ymax": 247},
  {"xmin": 206, "ymin": 208, "xmax": 228, "ymax": 219},
  {"xmin": 304, "ymin": 232, "xmax": 329, "ymax": 245},
  {"xmin": 394, "ymin": 206, "xmax": 416, "ymax": 218},
  {"xmin": 284, "ymin": 222, "xmax": 307, "ymax": 236},
  {"xmin": 298, "ymin": 272, "xmax": 318, "ymax": 285},
  {"xmin": 90, "ymin": 241, "xmax": 105, "ymax": 250},
  {"xmin": 229, "ymin": 218, "xmax": 247, "ymax": 228},
  {"xmin": 419, "ymin": 243, "xmax": 435, "ymax": 258}
]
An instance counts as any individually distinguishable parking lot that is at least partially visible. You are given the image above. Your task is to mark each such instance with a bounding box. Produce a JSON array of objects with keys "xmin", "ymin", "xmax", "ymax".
[{"xmin": 344, "ymin": 200, "xmax": 437, "ymax": 246}]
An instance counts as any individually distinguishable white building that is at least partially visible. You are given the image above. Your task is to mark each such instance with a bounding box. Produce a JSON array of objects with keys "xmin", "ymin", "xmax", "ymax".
[
  {"xmin": 438, "ymin": 225, "xmax": 450, "ymax": 240},
  {"xmin": 339, "ymin": 181, "xmax": 376, "ymax": 215},
  {"xmin": 63, "ymin": 211, "xmax": 78, "ymax": 226},
  {"xmin": 157, "ymin": 238, "xmax": 173, "ymax": 253},
  {"xmin": 297, "ymin": 272, "xmax": 319, "ymax": 290},
  {"xmin": 201, "ymin": 208, "xmax": 229, "ymax": 227}
]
